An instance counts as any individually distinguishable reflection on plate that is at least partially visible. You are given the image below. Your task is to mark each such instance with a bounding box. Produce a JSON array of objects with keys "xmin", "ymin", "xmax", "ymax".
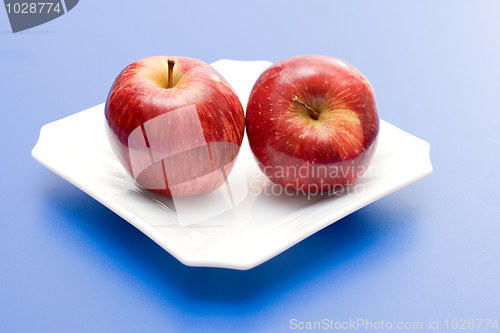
[{"xmin": 32, "ymin": 60, "xmax": 433, "ymax": 270}]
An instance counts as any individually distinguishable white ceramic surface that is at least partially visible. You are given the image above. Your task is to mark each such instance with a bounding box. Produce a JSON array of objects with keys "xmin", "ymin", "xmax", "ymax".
[{"xmin": 32, "ymin": 60, "xmax": 433, "ymax": 270}]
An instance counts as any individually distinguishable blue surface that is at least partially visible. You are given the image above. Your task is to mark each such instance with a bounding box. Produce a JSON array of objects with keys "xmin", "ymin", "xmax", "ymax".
[{"xmin": 1, "ymin": 1, "xmax": 500, "ymax": 331}]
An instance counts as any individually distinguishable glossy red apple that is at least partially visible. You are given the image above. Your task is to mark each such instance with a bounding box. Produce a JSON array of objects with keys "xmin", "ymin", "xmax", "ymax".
[
  {"xmin": 105, "ymin": 56, "xmax": 245, "ymax": 197},
  {"xmin": 246, "ymin": 55, "xmax": 379, "ymax": 194}
]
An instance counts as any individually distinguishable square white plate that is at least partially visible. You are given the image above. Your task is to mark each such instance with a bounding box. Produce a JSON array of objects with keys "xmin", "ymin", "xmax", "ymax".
[{"xmin": 32, "ymin": 60, "xmax": 433, "ymax": 270}]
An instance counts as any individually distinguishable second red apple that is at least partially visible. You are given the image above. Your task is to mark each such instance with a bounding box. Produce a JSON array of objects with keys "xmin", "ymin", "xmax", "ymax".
[{"xmin": 246, "ymin": 55, "xmax": 379, "ymax": 194}]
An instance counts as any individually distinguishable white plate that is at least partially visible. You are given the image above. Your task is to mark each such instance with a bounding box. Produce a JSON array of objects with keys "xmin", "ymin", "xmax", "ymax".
[{"xmin": 32, "ymin": 60, "xmax": 433, "ymax": 270}]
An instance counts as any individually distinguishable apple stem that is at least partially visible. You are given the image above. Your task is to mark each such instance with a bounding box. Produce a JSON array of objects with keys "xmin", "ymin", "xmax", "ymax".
[
  {"xmin": 167, "ymin": 59, "xmax": 175, "ymax": 89},
  {"xmin": 293, "ymin": 96, "xmax": 320, "ymax": 120}
]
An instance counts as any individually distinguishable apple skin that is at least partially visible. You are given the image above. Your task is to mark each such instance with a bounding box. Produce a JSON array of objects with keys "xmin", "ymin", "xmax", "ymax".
[
  {"xmin": 105, "ymin": 56, "xmax": 245, "ymax": 197},
  {"xmin": 246, "ymin": 55, "xmax": 379, "ymax": 193}
]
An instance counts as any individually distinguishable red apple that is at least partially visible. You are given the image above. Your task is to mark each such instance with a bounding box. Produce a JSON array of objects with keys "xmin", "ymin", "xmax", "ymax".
[
  {"xmin": 246, "ymin": 55, "xmax": 379, "ymax": 194},
  {"xmin": 105, "ymin": 56, "xmax": 245, "ymax": 197}
]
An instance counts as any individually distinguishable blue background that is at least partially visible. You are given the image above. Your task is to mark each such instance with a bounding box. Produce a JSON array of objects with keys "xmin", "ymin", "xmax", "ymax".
[{"xmin": 1, "ymin": 1, "xmax": 499, "ymax": 331}]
